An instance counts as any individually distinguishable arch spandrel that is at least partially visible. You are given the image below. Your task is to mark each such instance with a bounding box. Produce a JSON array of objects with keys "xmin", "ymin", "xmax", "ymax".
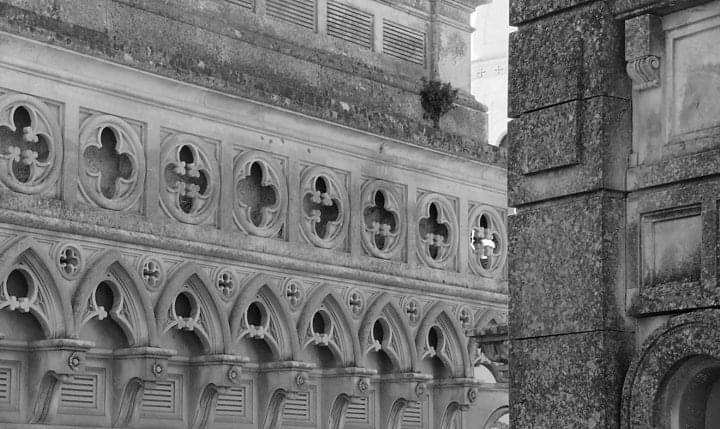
[
  {"xmin": 297, "ymin": 289, "xmax": 360, "ymax": 367},
  {"xmin": 0, "ymin": 236, "xmax": 70, "ymax": 339},
  {"xmin": 155, "ymin": 262, "xmax": 231, "ymax": 355},
  {"xmin": 72, "ymin": 250, "xmax": 156, "ymax": 347},
  {"xmin": 360, "ymin": 292, "xmax": 417, "ymax": 372},
  {"xmin": 415, "ymin": 302, "xmax": 471, "ymax": 378}
]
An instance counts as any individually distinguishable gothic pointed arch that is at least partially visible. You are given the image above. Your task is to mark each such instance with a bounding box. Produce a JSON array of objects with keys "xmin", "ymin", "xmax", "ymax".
[
  {"xmin": 230, "ymin": 274, "xmax": 297, "ymax": 361},
  {"xmin": 360, "ymin": 293, "xmax": 416, "ymax": 372},
  {"xmin": 72, "ymin": 250, "xmax": 156, "ymax": 347},
  {"xmin": 155, "ymin": 262, "xmax": 230, "ymax": 355},
  {"xmin": 0, "ymin": 236, "xmax": 70, "ymax": 338},
  {"xmin": 297, "ymin": 289, "xmax": 360, "ymax": 367},
  {"xmin": 415, "ymin": 303, "xmax": 471, "ymax": 377},
  {"xmin": 440, "ymin": 402, "xmax": 464, "ymax": 429}
]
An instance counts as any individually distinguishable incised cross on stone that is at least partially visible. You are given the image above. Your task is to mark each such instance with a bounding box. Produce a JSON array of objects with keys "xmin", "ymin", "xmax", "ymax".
[
  {"xmin": 364, "ymin": 191, "xmax": 397, "ymax": 250},
  {"xmin": 83, "ymin": 127, "xmax": 133, "ymax": 199},
  {"xmin": 304, "ymin": 176, "xmax": 339, "ymax": 239},
  {"xmin": 164, "ymin": 145, "xmax": 208, "ymax": 214},
  {"xmin": 419, "ymin": 203, "xmax": 449, "ymax": 260},
  {"xmin": 237, "ymin": 162, "xmax": 277, "ymax": 227},
  {"xmin": 0, "ymin": 106, "xmax": 50, "ymax": 183}
]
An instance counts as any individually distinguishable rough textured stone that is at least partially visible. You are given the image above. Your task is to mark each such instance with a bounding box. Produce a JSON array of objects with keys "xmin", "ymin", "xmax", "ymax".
[
  {"xmin": 508, "ymin": 96, "xmax": 631, "ymax": 206},
  {"xmin": 508, "ymin": 2, "xmax": 630, "ymax": 117},
  {"xmin": 509, "ymin": 0, "xmax": 596, "ymax": 26},
  {"xmin": 509, "ymin": 192, "xmax": 626, "ymax": 338},
  {"xmin": 511, "ymin": 331, "xmax": 632, "ymax": 429}
]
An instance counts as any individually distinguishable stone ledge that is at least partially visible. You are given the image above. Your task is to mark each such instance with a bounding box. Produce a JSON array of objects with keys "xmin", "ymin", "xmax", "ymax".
[{"xmin": 0, "ymin": 1, "xmax": 504, "ymax": 166}]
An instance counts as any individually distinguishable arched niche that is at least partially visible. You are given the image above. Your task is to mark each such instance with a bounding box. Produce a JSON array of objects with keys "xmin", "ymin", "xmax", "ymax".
[
  {"xmin": 621, "ymin": 310, "xmax": 720, "ymax": 429},
  {"xmin": 72, "ymin": 250, "xmax": 156, "ymax": 348},
  {"xmin": 415, "ymin": 303, "xmax": 471, "ymax": 378},
  {"xmin": 230, "ymin": 274, "xmax": 297, "ymax": 361},
  {"xmin": 297, "ymin": 289, "xmax": 359, "ymax": 368},
  {"xmin": 360, "ymin": 293, "xmax": 416, "ymax": 373},
  {"xmin": 0, "ymin": 237, "xmax": 70, "ymax": 339},
  {"xmin": 155, "ymin": 263, "xmax": 230, "ymax": 355}
]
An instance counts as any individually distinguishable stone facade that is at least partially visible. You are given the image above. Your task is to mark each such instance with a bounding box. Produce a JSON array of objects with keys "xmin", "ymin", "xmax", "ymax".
[
  {"xmin": 509, "ymin": 0, "xmax": 720, "ymax": 427},
  {"xmin": 0, "ymin": 0, "xmax": 509, "ymax": 428}
]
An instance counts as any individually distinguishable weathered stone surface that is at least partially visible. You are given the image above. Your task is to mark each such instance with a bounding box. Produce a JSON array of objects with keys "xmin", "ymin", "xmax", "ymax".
[
  {"xmin": 623, "ymin": 14, "xmax": 663, "ymax": 60},
  {"xmin": 508, "ymin": 96, "xmax": 630, "ymax": 206},
  {"xmin": 511, "ymin": 331, "xmax": 632, "ymax": 429},
  {"xmin": 613, "ymin": 0, "xmax": 712, "ymax": 19},
  {"xmin": 509, "ymin": 192, "xmax": 626, "ymax": 338},
  {"xmin": 508, "ymin": 2, "xmax": 630, "ymax": 117},
  {"xmin": 509, "ymin": 0, "xmax": 595, "ymax": 26}
]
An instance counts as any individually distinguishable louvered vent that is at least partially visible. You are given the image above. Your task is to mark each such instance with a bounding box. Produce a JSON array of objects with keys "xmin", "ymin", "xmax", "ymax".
[
  {"xmin": 227, "ymin": 0, "xmax": 254, "ymax": 9},
  {"xmin": 142, "ymin": 381, "xmax": 176, "ymax": 414},
  {"xmin": 402, "ymin": 401, "xmax": 422, "ymax": 427},
  {"xmin": 216, "ymin": 387, "xmax": 245, "ymax": 417},
  {"xmin": 0, "ymin": 367, "xmax": 10, "ymax": 405},
  {"xmin": 59, "ymin": 375, "xmax": 97, "ymax": 409},
  {"xmin": 345, "ymin": 396, "xmax": 368, "ymax": 423},
  {"xmin": 283, "ymin": 392, "xmax": 310, "ymax": 420},
  {"xmin": 327, "ymin": 1, "xmax": 373, "ymax": 49},
  {"xmin": 382, "ymin": 20, "xmax": 426, "ymax": 65},
  {"xmin": 266, "ymin": 0, "xmax": 316, "ymax": 30}
]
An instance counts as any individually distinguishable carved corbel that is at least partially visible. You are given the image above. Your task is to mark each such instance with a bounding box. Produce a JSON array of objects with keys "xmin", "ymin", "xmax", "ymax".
[
  {"xmin": 27, "ymin": 339, "xmax": 94, "ymax": 424},
  {"xmin": 321, "ymin": 367, "xmax": 376, "ymax": 429},
  {"xmin": 377, "ymin": 372, "xmax": 433, "ymax": 429},
  {"xmin": 111, "ymin": 346, "xmax": 176, "ymax": 427},
  {"xmin": 258, "ymin": 361, "xmax": 316, "ymax": 429},
  {"xmin": 625, "ymin": 14, "xmax": 663, "ymax": 91},
  {"xmin": 468, "ymin": 323, "xmax": 509, "ymax": 383},
  {"xmin": 188, "ymin": 354, "xmax": 249, "ymax": 429}
]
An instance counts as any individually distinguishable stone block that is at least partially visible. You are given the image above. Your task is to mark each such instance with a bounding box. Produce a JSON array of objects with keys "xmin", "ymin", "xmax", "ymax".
[
  {"xmin": 508, "ymin": 96, "xmax": 631, "ymax": 207},
  {"xmin": 624, "ymin": 14, "xmax": 663, "ymax": 61},
  {"xmin": 509, "ymin": 192, "xmax": 625, "ymax": 338},
  {"xmin": 509, "ymin": 0, "xmax": 595, "ymax": 26},
  {"xmin": 508, "ymin": 2, "xmax": 629, "ymax": 117},
  {"xmin": 510, "ymin": 331, "xmax": 632, "ymax": 429}
]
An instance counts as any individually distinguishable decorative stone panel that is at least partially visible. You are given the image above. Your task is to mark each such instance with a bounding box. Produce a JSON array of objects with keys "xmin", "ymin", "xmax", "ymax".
[
  {"xmin": 298, "ymin": 165, "xmax": 349, "ymax": 250},
  {"xmin": 469, "ymin": 204, "xmax": 507, "ymax": 278},
  {"xmin": 360, "ymin": 179, "xmax": 405, "ymax": 261},
  {"xmin": 416, "ymin": 191, "xmax": 458, "ymax": 270}
]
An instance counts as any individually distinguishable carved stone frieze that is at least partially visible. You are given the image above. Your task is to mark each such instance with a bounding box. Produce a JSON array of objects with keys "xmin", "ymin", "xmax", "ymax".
[
  {"xmin": 0, "ymin": 93, "xmax": 62, "ymax": 194},
  {"xmin": 78, "ymin": 114, "xmax": 145, "ymax": 211}
]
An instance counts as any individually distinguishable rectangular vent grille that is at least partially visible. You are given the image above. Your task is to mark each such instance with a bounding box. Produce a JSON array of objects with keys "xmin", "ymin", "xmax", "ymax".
[
  {"xmin": 142, "ymin": 381, "xmax": 176, "ymax": 414},
  {"xmin": 59, "ymin": 375, "xmax": 97, "ymax": 409},
  {"xmin": 0, "ymin": 367, "xmax": 10, "ymax": 404},
  {"xmin": 283, "ymin": 392, "xmax": 310, "ymax": 420},
  {"xmin": 383, "ymin": 20, "xmax": 425, "ymax": 65},
  {"xmin": 216, "ymin": 387, "xmax": 245, "ymax": 416},
  {"xmin": 346, "ymin": 396, "xmax": 368, "ymax": 423},
  {"xmin": 226, "ymin": 0, "xmax": 254, "ymax": 9},
  {"xmin": 267, "ymin": 0, "xmax": 316, "ymax": 30},
  {"xmin": 327, "ymin": 1, "xmax": 373, "ymax": 49},
  {"xmin": 402, "ymin": 401, "xmax": 422, "ymax": 427}
]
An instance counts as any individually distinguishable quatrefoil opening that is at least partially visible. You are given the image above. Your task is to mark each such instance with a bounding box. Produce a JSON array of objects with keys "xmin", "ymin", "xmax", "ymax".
[
  {"xmin": 468, "ymin": 206, "xmax": 507, "ymax": 276},
  {"xmin": 165, "ymin": 145, "xmax": 209, "ymax": 214},
  {"xmin": 420, "ymin": 203, "xmax": 450, "ymax": 260},
  {"xmin": 304, "ymin": 176, "xmax": 340, "ymax": 239},
  {"xmin": 0, "ymin": 106, "xmax": 50, "ymax": 184}
]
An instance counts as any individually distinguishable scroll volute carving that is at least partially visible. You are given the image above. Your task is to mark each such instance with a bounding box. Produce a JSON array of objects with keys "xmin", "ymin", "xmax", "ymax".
[
  {"xmin": 416, "ymin": 193, "xmax": 458, "ymax": 269},
  {"xmin": 0, "ymin": 94, "xmax": 62, "ymax": 194},
  {"xmin": 79, "ymin": 115, "xmax": 145, "ymax": 211},
  {"xmin": 234, "ymin": 151, "xmax": 287, "ymax": 238},
  {"xmin": 160, "ymin": 134, "xmax": 218, "ymax": 225},
  {"xmin": 361, "ymin": 180, "xmax": 404, "ymax": 260},
  {"xmin": 299, "ymin": 167, "xmax": 349, "ymax": 249}
]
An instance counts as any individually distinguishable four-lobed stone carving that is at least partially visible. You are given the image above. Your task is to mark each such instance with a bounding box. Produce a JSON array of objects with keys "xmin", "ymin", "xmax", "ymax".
[
  {"xmin": 79, "ymin": 114, "xmax": 145, "ymax": 211},
  {"xmin": 361, "ymin": 180, "xmax": 404, "ymax": 260},
  {"xmin": 0, "ymin": 94, "xmax": 62, "ymax": 194},
  {"xmin": 416, "ymin": 193, "xmax": 458, "ymax": 270},
  {"xmin": 234, "ymin": 150, "xmax": 287, "ymax": 238},
  {"xmin": 468, "ymin": 205, "xmax": 506, "ymax": 277},
  {"xmin": 299, "ymin": 166, "xmax": 349, "ymax": 249}
]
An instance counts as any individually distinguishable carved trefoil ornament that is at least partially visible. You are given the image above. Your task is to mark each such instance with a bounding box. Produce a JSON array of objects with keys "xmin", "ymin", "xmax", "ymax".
[
  {"xmin": 468, "ymin": 204, "xmax": 507, "ymax": 277},
  {"xmin": 0, "ymin": 93, "xmax": 62, "ymax": 194},
  {"xmin": 160, "ymin": 134, "xmax": 219, "ymax": 225},
  {"xmin": 299, "ymin": 166, "xmax": 349, "ymax": 249},
  {"xmin": 627, "ymin": 55, "xmax": 661, "ymax": 90},
  {"xmin": 233, "ymin": 150, "xmax": 287, "ymax": 238},
  {"xmin": 416, "ymin": 192, "xmax": 458, "ymax": 269},
  {"xmin": 79, "ymin": 114, "xmax": 145, "ymax": 211},
  {"xmin": 361, "ymin": 179, "xmax": 405, "ymax": 260}
]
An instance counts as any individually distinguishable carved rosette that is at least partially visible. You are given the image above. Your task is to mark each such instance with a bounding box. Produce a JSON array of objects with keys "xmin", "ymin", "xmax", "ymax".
[
  {"xmin": 299, "ymin": 166, "xmax": 349, "ymax": 249},
  {"xmin": 78, "ymin": 115, "xmax": 145, "ymax": 210},
  {"xmin": 360, "ymin": 180, "xmax": 404, "ymax": 260},
  {"xmin": 160, "ymin": 134, "xmax": 218, "ymax": 224},
  {"xmin": 0, "ymin": 94, "xmax": 62, "ymax": 194},
  {"xmin": 233, "ymin": 151, "xmax": 287, "ymax": 238},
  {"xmin": 468, "ymin": 205, "xmax": 506, "ymax": 277},
  {"xmin": 416, "ymin": 193, "xmax": 458, "ymax": 269}
]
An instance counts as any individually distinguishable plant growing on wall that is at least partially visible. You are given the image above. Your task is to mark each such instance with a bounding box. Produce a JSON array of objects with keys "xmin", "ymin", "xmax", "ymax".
[{"xmin": 420, "ymin": 78, "xmax": 458, "ymax": 129}]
